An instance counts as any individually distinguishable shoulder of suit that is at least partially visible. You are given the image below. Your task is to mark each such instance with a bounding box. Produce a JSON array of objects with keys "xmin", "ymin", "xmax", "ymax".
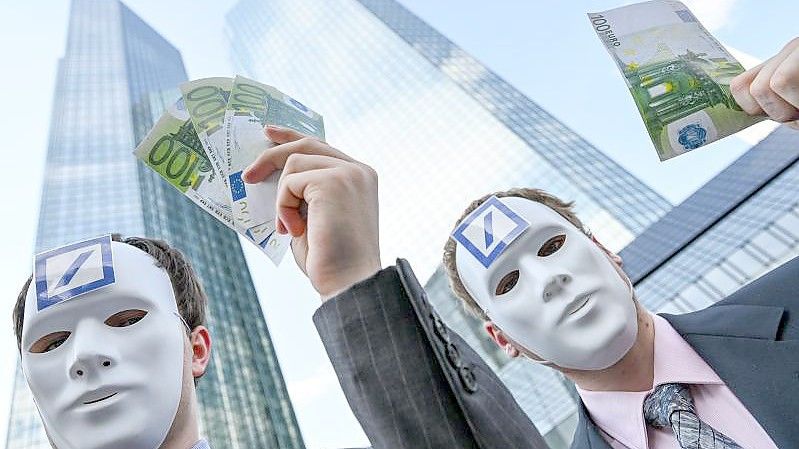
[{"xmin": 708, "ymin": 256, "xmax": 799, "ymax": 310}]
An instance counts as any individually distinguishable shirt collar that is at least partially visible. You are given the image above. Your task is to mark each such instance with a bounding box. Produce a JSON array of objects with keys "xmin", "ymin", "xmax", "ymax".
[
  {"xmin": 189, "ymin": 439, "xmax": 210, "ymax": 449},
  {"xmin": 576, "ymin": 313, "xmax": 723, "ymax": 449}
]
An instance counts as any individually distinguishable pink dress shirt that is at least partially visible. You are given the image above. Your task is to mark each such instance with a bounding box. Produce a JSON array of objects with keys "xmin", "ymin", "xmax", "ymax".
[{"xmin": 576, "ymin": 314, "xmax": 777, "ymax": 449}]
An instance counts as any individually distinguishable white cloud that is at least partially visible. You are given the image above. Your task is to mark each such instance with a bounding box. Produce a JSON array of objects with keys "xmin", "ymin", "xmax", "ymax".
[
  {"xmin": 732, "ymin": 118, "xmax": 780, "ymax": 146},
  {"xmin": 726, "ymin": 45, "xmax": 764, "ymax": 70}
]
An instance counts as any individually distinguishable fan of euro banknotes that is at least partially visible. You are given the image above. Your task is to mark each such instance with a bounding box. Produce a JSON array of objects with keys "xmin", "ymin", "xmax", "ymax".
[
  {"xmin": 134, "ymin": 76, "xmax": 324, "ymax": 264},
  {"xmin": 589, "ymin": 0, "xmax": 764, "ymax": 161}
]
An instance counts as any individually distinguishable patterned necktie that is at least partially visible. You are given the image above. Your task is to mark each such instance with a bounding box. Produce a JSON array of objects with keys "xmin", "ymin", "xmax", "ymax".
[{"xmin": 643, "ymin": 383, "xmax": 743, "ymax": 449}]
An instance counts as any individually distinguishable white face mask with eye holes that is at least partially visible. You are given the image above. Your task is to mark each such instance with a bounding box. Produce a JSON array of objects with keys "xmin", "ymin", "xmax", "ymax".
[
  {"xmin": 21, "ymin": 238, "xmax": 186, "ymax": 449},
  {"xmin": 454, "ymin": 197, "xmax": 638, "ymax": 370}
]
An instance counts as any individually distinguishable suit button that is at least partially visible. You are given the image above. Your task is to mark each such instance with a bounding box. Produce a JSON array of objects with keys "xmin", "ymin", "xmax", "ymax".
[
  {"xmin": 431, "ymin": 313, "xmax": 449, "ymax": 342},
  {"xmin": 459, "ymin": 365, "xmax": 477, "ymax": 393},
  {"xmin": 446, "ymin": 342, "xmax": 461, "ymax": 368}
]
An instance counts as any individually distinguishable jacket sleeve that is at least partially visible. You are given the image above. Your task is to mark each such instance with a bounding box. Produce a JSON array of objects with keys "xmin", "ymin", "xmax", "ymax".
[{"xmin": 313, "ymin": 259, "xmax": 548, "ymax": 449}]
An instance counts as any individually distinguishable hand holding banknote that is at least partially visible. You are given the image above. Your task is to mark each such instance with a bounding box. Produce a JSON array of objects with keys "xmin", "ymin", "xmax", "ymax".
[
  {"xmin": 135, "ymin": 76, "xmax": 325, "ymax": 265},
  {"xmin": 731, "ymin": 37, "xmax": 799, "ymax": 129},
  {"xmin": 590, "ymin": 1, "xmax": 765, "ymax": 160},
  {"xmin": 242, "ymin": 126, "xmax": 382, "ymax": 300}
]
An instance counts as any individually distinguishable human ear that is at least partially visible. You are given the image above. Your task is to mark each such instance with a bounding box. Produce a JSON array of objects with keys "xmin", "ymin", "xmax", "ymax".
[
  {"xmin": 190, "ymin": 326, "xmax": 211, "ymax": 379},
  {"xmin": 484, "ymin": 321, "xmax": 520, "ymax": 358}
]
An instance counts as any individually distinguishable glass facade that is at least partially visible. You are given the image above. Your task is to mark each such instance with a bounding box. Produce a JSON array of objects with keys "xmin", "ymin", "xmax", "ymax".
[
  {"xmin": 620, "ymin": 125, "xmax": 799, "ymax": 314},
  {"xmin": 225, "ymin": 0, "xmax": 671, "ymax": 447},
  {"xmin": 6, "ymin": 1, "xmax": 303, "ymax": 448},
  {"xmin": 226, "ymin": 0, "xmax": 672, "ymax": 282}
]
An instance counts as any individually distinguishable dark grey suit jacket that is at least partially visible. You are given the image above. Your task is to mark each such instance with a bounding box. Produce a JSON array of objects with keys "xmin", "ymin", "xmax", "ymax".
[
  {"xmin": 314, "ymin": 259, "xmax": 548, "ymax": 449},
  {"xmin": 571, "ymin": 257, "xmax": 799, "ymax": 449}
]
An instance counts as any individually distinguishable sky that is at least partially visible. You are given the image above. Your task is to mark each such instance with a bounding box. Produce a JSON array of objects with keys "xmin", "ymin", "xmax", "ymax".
[{"xmin": 0, "ymin": 1, "xmax": 796, "ymax": 448}]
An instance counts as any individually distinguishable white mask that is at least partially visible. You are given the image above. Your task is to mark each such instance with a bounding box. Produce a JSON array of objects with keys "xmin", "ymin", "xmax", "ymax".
[
  {"xmin": 453, "ymin": 197, "xmax": 637, "ymax": 370},
  {"xmin": 21, "ymin": 235, "xmax": 186, "ymax": 449}
]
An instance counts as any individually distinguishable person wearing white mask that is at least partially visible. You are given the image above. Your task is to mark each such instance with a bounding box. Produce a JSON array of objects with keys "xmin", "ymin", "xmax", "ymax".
[
  {"xmin": 14, "ymin": 235, "xmax": 212, "ymax": 449},
  {"xmin": 442, "ymin": 189, "xmax": 797, "ymax": 449}
]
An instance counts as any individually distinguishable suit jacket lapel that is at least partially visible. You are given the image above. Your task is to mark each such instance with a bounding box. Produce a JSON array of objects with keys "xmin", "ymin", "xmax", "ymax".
[
  {"xmin": 570, "ymin": 401, "xmax": 612, "ymax": 449},
  {"xmin": 662, "ymin": 304, "xmax": 799, "ymax": 449}
]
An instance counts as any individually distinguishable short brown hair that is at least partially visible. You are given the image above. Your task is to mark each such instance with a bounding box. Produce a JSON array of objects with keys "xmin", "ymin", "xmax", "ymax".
[
  {"xmin": 13, "ymin": 235, "xmax": 207, "ymax": 354},
  {"xmin": 443, "ymin": 188, "xmax": 589, "ymax": 320}
]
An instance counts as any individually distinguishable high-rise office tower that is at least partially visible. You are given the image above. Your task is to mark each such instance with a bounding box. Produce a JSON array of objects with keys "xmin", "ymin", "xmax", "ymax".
[
  {"xmin": 225, "ymin": 0, "xmax": 672, "ymax": 447},
  {"xmin": 621, "ymin": 125, "xmax": 799, "ymax": 313},
  {"xmin": 226, "ymin": 0, "xmax": 672, "ymax": 281},
  {"xmin": 5, "ymin": 1, "xmax": 304, "ymax": 448}
]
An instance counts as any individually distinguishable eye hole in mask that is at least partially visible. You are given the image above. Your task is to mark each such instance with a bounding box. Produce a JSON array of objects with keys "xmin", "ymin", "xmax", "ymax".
[
  {"xmin": 104, "ymin": 309, "xmax": 148, "ymax": 328},
  {"xmin": 537, "ymin": 234, "xmax": 566, "ymax": 257},
  {"xmin": 495, "ymin": 270, "xmax": 520, "ymax": 296},
  {"xmin": 494, "ymin": 234, "xmax": 568, "ymax": 296},
  {"xmin": 29, "ymin": 331, "xmax": 71, "ymax": 354}
]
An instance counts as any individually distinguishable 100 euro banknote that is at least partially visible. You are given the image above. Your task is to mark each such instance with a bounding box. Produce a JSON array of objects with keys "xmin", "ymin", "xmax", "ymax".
[
  {"xmin": 134, "ymin": 98, "xmax": 237, "ymax": 230},
  {"xmin": 181, "ymin": 77, "xmax": 232, "ymax": 193},
  {"xmin": 223, "ymin": 75, "xmax": 325, "ymax": 262},
  {"xmin": 589, "ymin": 0, "xmax": 763, "ymax": 160}
]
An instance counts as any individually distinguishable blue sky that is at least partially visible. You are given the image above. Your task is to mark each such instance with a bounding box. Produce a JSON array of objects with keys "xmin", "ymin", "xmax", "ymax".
[{"xmin": 0, "ymin": 1, "xmax": 796, "ymax": 448}]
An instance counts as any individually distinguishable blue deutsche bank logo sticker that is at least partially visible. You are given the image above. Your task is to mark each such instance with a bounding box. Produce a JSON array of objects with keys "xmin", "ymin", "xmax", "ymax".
[
  {"xmin": 34, "ymin": 235, "xmax": 115, "ymax": 311},
  {"xmin": 451, "ymin": 196, "xmax": 530, "ymax": 268}
]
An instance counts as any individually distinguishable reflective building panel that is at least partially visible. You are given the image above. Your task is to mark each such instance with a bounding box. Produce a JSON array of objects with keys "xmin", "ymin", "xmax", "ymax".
[{"xmin": 6, "ymin": 1, "xmax": 303, "ymax": 448}]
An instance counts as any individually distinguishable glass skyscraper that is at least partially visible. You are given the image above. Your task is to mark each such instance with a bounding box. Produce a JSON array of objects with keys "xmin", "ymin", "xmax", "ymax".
[
  {"xmin": 5, "ymin": 1, "xmax": 303, "ymax": 448},
  {"xmin": 620, "ymin": 125, "xmax": 799, "ymax": 314},
  {"xmin": 225, "ymin": 0, "xmax": 671, "ymax": 447},
  {"xmin": 226, "ymin": 0, "xmax": 672, "ymax": 282}
]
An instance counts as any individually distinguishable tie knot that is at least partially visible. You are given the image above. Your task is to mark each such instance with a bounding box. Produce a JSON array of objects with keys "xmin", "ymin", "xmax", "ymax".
[{"xmin": 643, "ymin": 383, "xmax": 695, "ymax": 428}]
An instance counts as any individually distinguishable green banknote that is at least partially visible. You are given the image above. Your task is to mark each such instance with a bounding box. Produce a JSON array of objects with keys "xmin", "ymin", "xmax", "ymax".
[
  {"xmin": 134, "ymin": 99, "xmax": 236, "ymax": 231},
  {"xmin": 223, "ymin": 75, "xmax": 325, "ymax": 262},
  {"xmin": 180, "ymin": 77, "xmax": 232, "ymax": 193},
  {"xmin": 589, "ymin": 0, "xmax": 764, "ymax": 160}
]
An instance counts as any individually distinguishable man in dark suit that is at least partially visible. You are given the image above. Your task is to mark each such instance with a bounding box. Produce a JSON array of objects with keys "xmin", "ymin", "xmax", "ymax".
[
  {"xmin": 246, "ymin": 124, "xmax": 797, "ymax": 449},
  {"xmin": 440, "ymin": 188, "xmax": 796, "ymax": 449}
]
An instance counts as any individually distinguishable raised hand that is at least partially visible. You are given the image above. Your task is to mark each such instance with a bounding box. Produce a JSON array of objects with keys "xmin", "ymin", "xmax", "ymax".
[
  {"xmin": 731, "ymin": 37, "xmax": 799, "ymax": 129},
  {"xmin": 242, "ymin": 126, "xmax": 381, "ymax": 299}
]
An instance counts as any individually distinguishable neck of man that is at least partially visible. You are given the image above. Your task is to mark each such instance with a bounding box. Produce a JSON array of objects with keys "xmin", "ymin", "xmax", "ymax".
[
  {"xmin": 561, "ymin": 304, "xmax": 655, "ymax": 392},
  {"xmin": 159, "ymin": 408, "xmax": 201, "ymax": 449},
  {"xmin": 159, "ymin": 380, "xmax": 202, "ymax": 449}
]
